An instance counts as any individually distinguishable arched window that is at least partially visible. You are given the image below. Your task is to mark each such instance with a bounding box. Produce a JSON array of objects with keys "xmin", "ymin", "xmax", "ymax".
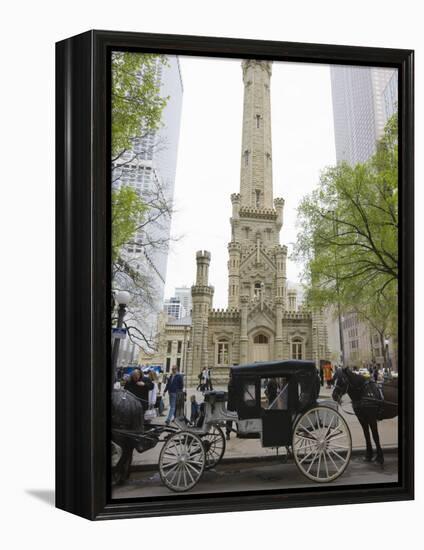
[
  {"xmin": 217, "ymin": 340, "xmax": 229, "ymax": 365},
  {"xmin": 291, "ymin": 337, "xmax": 303, "ymax": 360},
  {"xmin": 254, "ymin": 334, "xmax": 268, "ymax": 344},
  {"xmin": 254, "ymin": 282, "xmax": 262, "ymax": 299}
]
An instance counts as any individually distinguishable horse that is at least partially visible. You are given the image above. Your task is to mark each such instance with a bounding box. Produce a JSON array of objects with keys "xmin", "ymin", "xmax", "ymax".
[
  {"xmin": 111, "ymin": 389, "xmax": 144, "ymax": 484},
  {"xmin": 332, "ymin": 367, "xmax": 398, "ymax": 465}
]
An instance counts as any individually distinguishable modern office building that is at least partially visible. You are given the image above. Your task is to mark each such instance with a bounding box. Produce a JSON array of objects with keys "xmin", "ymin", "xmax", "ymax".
[
  {"xmin": 174, "ymin": 286, "xmax": 192, "ymax": 316},
  {"xmin": 163, "ymin": 296, "xmax": 186, "ymax": 320},
  {"xmin": 112, "ymin": 55, "xmax": 183, "ymax": 363},
  {"xmin": 330, "ymin": 65, "xmax": 396, "ymax": 165}
]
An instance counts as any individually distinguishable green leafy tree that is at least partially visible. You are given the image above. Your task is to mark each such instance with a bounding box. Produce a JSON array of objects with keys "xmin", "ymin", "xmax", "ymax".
[
  {"xmin": 111, "ymin": 52, "xmax": 176, "ymax": 352},
  {"xmin": 112, "ymin": 52, "xmax": 168, "ymax": 159},
  {"xmin": 293, "ymin": 114, "xmax": 398, "ymax": 336},
  {"xmin": 112, "ymin": 185, "xmax": 147, "ymax": 262}
]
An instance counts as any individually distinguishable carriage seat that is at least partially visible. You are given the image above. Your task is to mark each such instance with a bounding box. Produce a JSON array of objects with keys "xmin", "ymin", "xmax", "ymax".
[{"xmin": 203, "ymin": 390, "xmax": 228, "ymax": 403}]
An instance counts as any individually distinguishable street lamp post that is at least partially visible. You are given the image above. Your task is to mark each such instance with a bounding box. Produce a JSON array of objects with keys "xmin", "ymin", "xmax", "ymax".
[
  {"xmin": 111, "ymin": 290, "xmax": 131, "ymax": 389},
  {"xmin": 384, "ymin": 337, "xmax": 391, "ymax": 377}
]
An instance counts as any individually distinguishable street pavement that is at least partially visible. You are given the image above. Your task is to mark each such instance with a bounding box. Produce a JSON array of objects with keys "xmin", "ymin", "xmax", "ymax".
[
  {"xmin": 113, "ymin": 451, "xmax": 398, "ymax": 499},
  {"xmin": 131, "ymin": 384, "xmax": 398, "ymax": 468}
]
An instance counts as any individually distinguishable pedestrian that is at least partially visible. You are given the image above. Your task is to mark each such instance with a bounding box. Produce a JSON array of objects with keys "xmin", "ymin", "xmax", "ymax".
[
  {"xmin": 322, "ymin": 361, "xmax": 333, "ymax": 389},
  {"xmin": 197, "ymin": 367, "xmax": 208, "ymax": 392},
  {"xmin": 190, "ymin": 395, "xmax": 200, "ymax": 425},
  {"xmin": 206, "ymin": 368, "xmax": 213, "ymax": 390},
  {"xmin": 147, "ymin": 370, "xmax": 159, "ymax": 417},
  {"xmin": 157, "ymin": 369, "xmax": 163, "ymax": 393},
  {"xmin": 163, "ymin": 365, "xmax": 184, "ymax": 425},
  {"xmin": 373, "ymin": 366, "xmax": 379, "ymax": 383},
  {"xmin": 124, "ymin": 368, "xmax": 154, "ymax": 416}
]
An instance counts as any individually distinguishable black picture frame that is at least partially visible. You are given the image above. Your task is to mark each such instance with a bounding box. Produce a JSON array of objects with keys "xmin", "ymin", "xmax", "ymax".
[{"xmin": 56, "ymin": 30, "xmax": 414, "ymax": 520}]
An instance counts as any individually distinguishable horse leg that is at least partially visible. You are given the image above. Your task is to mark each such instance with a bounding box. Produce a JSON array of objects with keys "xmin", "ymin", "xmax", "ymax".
[
  {"xmin": 115, "ymin": 443, "xmax": 133, "ymax": 484},
  {"xmin": 369, "ymin": 417, "xmax": 384, "ymax": 465},
  {"xmin": 357, "ymin": 415, "xmax": 373, "ymax": 461}
]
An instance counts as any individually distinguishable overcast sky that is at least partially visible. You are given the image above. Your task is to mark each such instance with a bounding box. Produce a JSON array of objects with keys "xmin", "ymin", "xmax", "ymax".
[{"xmin": 164, "ymin": 56, "xmax": 336, "ymax": 308}]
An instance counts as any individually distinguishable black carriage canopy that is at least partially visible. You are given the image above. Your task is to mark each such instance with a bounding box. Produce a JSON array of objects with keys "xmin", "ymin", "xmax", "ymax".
[{"xmin": 227, "ymin": 360, "xmax": 321, "ymax": 413}]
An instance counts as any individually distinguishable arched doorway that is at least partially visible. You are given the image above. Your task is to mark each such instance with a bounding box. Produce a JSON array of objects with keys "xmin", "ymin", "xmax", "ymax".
[{"xmin": 252, "ymin": 333, "xmax": 270, "ymax": 362}]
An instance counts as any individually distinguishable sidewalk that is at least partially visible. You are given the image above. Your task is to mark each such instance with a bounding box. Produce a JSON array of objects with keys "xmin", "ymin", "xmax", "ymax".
[{"xmin": 131, "ymin": 385, "xmax": 398, "ymax": 469}]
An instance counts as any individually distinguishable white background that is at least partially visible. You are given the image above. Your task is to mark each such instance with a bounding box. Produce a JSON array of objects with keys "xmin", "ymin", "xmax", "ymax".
[{"xmin": 0, "ymin": 0, "xmax": 421, "ymax": 548}]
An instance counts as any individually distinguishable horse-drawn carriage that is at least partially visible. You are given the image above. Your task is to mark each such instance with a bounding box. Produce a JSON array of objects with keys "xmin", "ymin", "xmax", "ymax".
[{"xmin": 112, "ymin": 360, "xmax": 353, "ymax": 492}]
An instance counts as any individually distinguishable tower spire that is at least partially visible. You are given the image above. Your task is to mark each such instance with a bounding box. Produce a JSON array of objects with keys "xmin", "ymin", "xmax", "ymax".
[{"xmin": 240, "ymin": 60, "xmax": 273, "ymax": 209}]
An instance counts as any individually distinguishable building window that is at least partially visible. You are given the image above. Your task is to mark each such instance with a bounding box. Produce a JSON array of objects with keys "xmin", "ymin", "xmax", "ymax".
[
  {"xmin": 256, "ymin": 114, "xmax": 261, "ymax": 128},
  {"xmin": 254, "ymin": 282, "xmax": 263, "ymax": 299},
  {"xmin": 176, "ymin": 357, "xmax": 181, "ymax": 370},
  {"xmin": 254, "ymin": 334, "xmax": 268, "ymax": 344},
  {"xmin": 255, "ymin": 189, "xmax": 261, "ymax": 208},
  {"xmin": 244, "ymin": 150, "xmax": 249, "ymax": 166},
  {"xmin": 167, "ymin": 341, "xmax": 172, "ymax": 354},
  {"xmin": 177, "ymin": 340, "xmax": 182, "ymax": 354},
  {"xmin": 165, "ymin": 357, "xmax": 171, "ymax": 372},
  {"xmin": 217, "ymin": 341, "xmax": 229, "ymax": 365},
  {"xmin": 291, "ymin": 337, "xmax": 303, "ymax": 360}
]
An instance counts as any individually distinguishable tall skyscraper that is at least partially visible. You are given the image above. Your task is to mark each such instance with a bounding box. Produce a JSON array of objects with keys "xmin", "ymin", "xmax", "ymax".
[
  {"xmin": 113, "ymin": 55, "xmax": 183, "ymax": 363},
  {"xmin": 330, "ymin": 65, "xmax": 396, "ymax": 165}
]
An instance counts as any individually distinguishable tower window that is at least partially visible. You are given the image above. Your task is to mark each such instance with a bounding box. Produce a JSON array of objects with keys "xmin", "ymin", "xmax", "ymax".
[
  {"xmin": 254, "ymin": 282, "xmax": 262, "ymax": 298},
  {"xmin": 254, "ymin": 334, "xmax": 268, "ymax": 344},
  {"xmin": 256, "ymin": 114, "xmax": 261, "ymax": 128},
  {"xmin": 255, "ymin": 189, "xmax": 261, "ymax": 208},
  {"xmin": 244, "ymin": 150, "xmax": 249, "ymax": 166}
]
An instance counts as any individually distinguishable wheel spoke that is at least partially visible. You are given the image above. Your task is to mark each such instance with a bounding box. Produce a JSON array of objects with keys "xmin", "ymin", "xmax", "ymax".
[
  {"xmin": 306, "ymin": 450, "xmax": 320, "ymax": 473},
  {"xmin": 325, "ymin": 449, "xmax": 341, "ymax": 472},
  {"xmin": 323, "ymin": 450, "xmax": 330, "ymax": 478},
  {"xmin": 297, "ymin": 422, "xmax": 318, "ymax": 440},
  {"xmin": 184, "ymin": 463, "xmax": 195, "ymax": 484},
  {"xmin": 327, "ymin": 448, "xmax": 346, "ymax": 462}
]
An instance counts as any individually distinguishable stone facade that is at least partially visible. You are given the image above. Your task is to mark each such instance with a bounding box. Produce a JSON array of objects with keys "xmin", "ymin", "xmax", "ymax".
[{"xmin": 157, "ymin": 60, "xmax": 329, "ymax": 386}]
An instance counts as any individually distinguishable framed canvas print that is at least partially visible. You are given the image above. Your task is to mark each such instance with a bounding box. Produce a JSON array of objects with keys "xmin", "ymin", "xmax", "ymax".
[{"xmin": 56, "ymin": 30, "xmax": 414, "ymax": 520}]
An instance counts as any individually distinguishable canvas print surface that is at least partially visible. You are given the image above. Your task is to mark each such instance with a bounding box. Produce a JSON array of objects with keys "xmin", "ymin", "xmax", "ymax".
[{"xmin": 110, "ymin": 53, "xmax": 399, "ymax": 499}]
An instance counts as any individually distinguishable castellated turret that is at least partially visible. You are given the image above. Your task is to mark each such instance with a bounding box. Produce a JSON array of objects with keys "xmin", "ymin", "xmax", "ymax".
[
  {"xmin": 274, "ymin": 197, "xmax": 285, "ymax": 230},
  {"xmin": 190, "ymin": 251, "xmax": 214, "ymax": 377},
  {"xmin": 227, "ymin": 242, "xmax": 241, "ymax": 309}
]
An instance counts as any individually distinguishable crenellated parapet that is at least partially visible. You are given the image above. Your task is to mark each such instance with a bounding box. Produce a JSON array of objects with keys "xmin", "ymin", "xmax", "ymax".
[
  {"xmin": 196, "ymin": 250, "xmax": 211, "ymax": 261},
  {"xmin": 209, "ymin": 308, "xmax": 241, "ymax": 320},
  {"xmin": 191, "ymin": 285, "xmax": 214, "ymax": 297},
  {"xmin": 282, "ymin": 311, "xmax": 312, "ymax": 320},
  {"xmin": 239, "ymin": 206, "xmax": 277, "ymax": 220},
  {"xmin": 228, "ymin": 241, "xmax": 241, "ymax": 252}
]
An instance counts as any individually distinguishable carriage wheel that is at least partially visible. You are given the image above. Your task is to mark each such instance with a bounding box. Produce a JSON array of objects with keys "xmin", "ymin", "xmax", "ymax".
[
  {"xmin": 202, "ymin": 426, "xmax": 226, "ymax": 470},
  {"xmin": 292, "ymin": 406, "xmax": 352, "ymax": 483},
  {"xmin": 159, "ymin": 431, "xmax": 206, "ymax": 492}
]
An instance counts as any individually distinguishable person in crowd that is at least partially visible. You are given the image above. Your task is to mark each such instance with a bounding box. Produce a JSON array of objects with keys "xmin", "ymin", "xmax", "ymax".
[
  {"xmin": 322, "ymin": 361, "xmax": 333, "ymax": 389},
  {"xmin": 319, "ymin": 364, "xmax": 324, "ymax": 387},
  {"xmin": 124, "ymin": 369, "xmax": 154, "ymax": 414},
  {"xmin": 373, "ymin": 366, "xmax": 379, "ymax": 383},
  {"xmin": 190, "ymin": 395, "xmax": 200, "ymax": 425},
  {"xmin": 163, "ymin": 365, "xmax": 184, "ymax": 425},
  {"xmin": 157, "ymin": 369, "xmax": 164, "ymax": 394},
  {"xmin": 148, "ymin": 370, "xmax": 159, "ymax": 413},
  {"xmin": 197, "ymin": 367, "xmax": 208, "ymax": 392},
  {"xmin": 206, "ymin": 368, "xmax": 213, "ymax": 390}
]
